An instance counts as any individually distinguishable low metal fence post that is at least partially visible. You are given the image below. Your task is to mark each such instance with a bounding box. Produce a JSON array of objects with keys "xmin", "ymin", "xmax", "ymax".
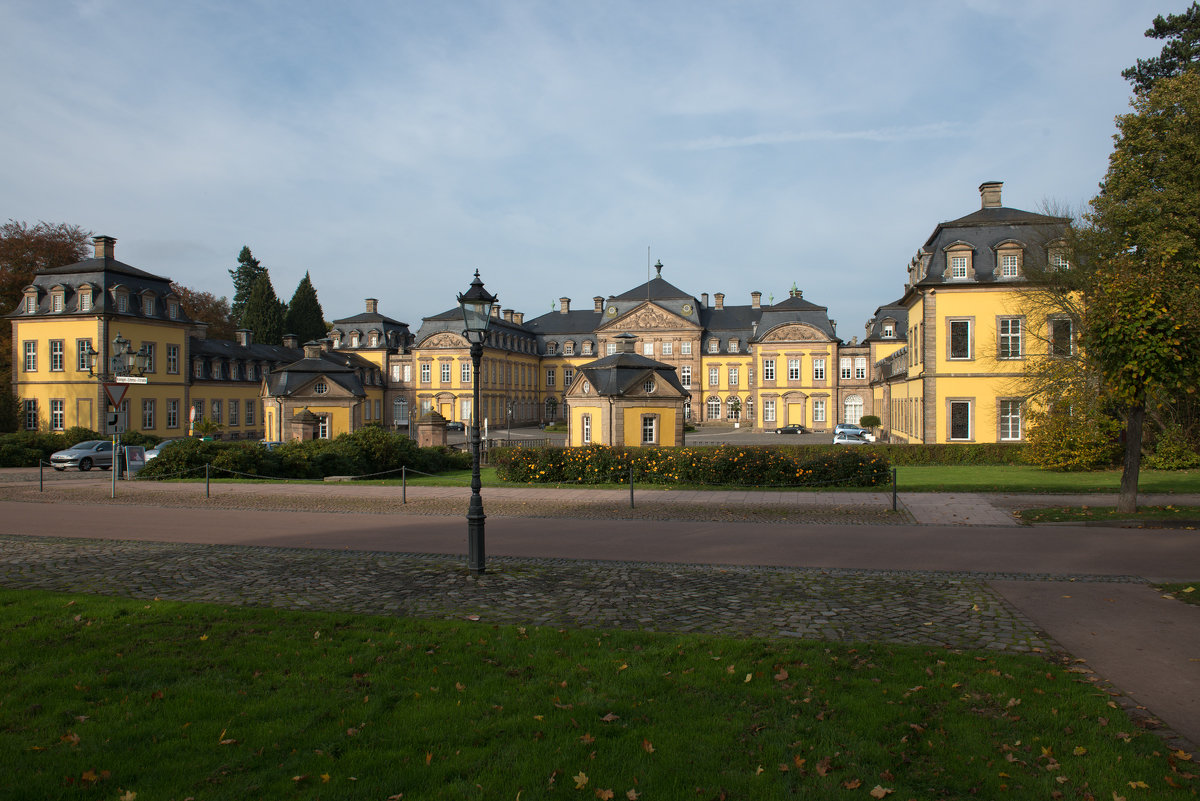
[
  {"xmin": 629, "ymin": 463, "xmax": 635, "ymax": 509},
  {"xmin": 402, "ymin": 466, "xmax": 407, "ymax": 504},
  {"xmin": 206, "ymin": 463, "xmax": 210, "ymax": 498},
  {"xmin": 892, "ymin": 467, "xmax": 897, "ymax": 512},
  {"xmin": 39, "ymin": 460, "xmax": 44, "ymax": 492}
]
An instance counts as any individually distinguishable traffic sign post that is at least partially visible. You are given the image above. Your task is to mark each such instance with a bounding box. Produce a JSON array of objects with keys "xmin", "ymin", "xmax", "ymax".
[
  {"xmin": 103, "ymin": 383, "xmax": 129, "ymax": 409},
  {"xmin": 105, "ymin": 411, "xmax": 127, "ymax": 435}
]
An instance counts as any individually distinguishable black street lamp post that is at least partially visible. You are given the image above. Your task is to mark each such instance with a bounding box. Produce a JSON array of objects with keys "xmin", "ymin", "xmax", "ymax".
[{"xmin": 458, "ymin": 271, "xmax": 497, "ymax": 575}]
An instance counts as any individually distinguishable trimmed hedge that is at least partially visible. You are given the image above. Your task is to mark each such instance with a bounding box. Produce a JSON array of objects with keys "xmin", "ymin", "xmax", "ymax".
[
  {"xmin": 863, "ymin": 443, "xmax": 1028, "ymax": 466},
  {"xmin": 493, "ymin": 445, "xmax": 891, "ymax": 488},
  {"xmin": 137, "ymin": 427, "xmax": 471, "ymax": 480}
]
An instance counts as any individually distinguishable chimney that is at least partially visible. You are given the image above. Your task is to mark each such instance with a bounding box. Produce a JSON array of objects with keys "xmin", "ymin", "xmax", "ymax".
[
  {"xmin": 593, "ymin": 296, "xmax": 604, "ymax": 313},
  {"xmin": 282, "ymin": 333, "xmax": 299, "ymax": 349},
  {"xmin": 560, "ymin": 297, "xmax": 571, "ymax": 314},
  {"xmin": 980, "ymin": 181, "xmax": 1003, "ymax": 209},
  {"xmin": 490, "ymin": 305, "xmax": 500, "ymax": 318},
  {"xmin": 714, "ymin": 292, "xmax": 725, "ymax": 311},
  {"xmin": 616, "ymin": 332, "xmax": 637, "ymax": 353},
  {"xmin": 365, "ymin": 298, "xmax": 378, "ymax": 314},
  {"xmin": 92, "ymin": 235, "xmax": 116, "ymax": 259},
  {"xmin": 503, "ymin": 309, "xmax": 513, "ymax": 322},
  {"xmin": 701, "ymin": 293, "xmax": 708, "ymax": 308},
  {"xmin": 320, "ymin": 337, "xmax": 334, "ymax": 352},
  {"xmin": 513, "ymin": 312, "xmax": 524, "ymax": 325},
  {"xmin": 235, "ymin": 329, "xmax": 252, "ymax": 347},
  {"xmin": 303, "ymin": 343, "xmax": 322, "ymax": 359},
  {"xmin": 751, "ymin": 291, "xmax": 762, "ymax": 309}
]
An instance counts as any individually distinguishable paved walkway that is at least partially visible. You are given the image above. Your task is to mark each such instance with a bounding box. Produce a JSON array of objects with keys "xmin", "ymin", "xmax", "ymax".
[{"xmin": 0, "ymin": 472, "xmax": 1198, "ymax": 752}]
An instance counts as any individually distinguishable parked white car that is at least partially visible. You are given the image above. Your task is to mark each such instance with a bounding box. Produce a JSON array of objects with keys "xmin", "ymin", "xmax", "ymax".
[{"xmin": 833, "ymin": 423, "xmax": 875, "ymax": 442}]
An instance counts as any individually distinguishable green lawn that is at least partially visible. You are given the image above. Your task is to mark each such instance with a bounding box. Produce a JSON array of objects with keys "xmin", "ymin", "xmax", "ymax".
[
  {"xmin": 1017, "ymin": 505, "xmax": 1200, "ymax": 524},
  {"xmin": 895, "ymin": 465, "xmax": 1200, "ymax": 494},
  {"xmin": 1, "ymin": 589, "xmax": 1195, "ymax": 800}
]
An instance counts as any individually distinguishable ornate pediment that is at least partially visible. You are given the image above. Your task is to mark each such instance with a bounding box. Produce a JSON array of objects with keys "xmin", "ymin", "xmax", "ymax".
[
  {"xmin": 760, "ymin": 323, "xmax": 827, "ymax": 343},
  {"xmin": 420, "ymin": 331, "xmax": 467, "ymax": 349},
  {"xmin": 600, "ymin": 302, "xmax": 696, "ymax": 332}
]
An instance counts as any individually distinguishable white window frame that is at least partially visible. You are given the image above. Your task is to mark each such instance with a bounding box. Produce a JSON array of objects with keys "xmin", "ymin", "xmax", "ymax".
[
  {"xmin": 787, "ymin": 359, "xmax": 800, "ymax": 381},
  {"xmin": 420, "ymin": 363, "xmax": 431, "ymax": 383},
  {"xmin": 854, "ymin": 357, "xmax": 867, "ymax": 380},
  {"xmin": 813, "ymin": 358, "xmax": 825, "ymax": 381},
  {"xmin": 680, "ymin": 365, "xmax": 691, "ymax": 388},
  {"xmin": 461, "ymin": 362, "xmax": 472, "ymax": 383},
  {"xmin": 643, "ymin": 343, "xmax": 654, "ymax": 356},
  {"xmin": 949, "ymin": 319, "xmax": 973, "ymax": 360},
  {"xmin": 728, "ymin": 367, "xmax": 738, "ymax": 386},
  {"xmin": 142, "ymin": 399, "xmax": 155, "ymax": 429},
  {"xmin": 949, "ymin": 400, "xmax": 972, "ymax": 441},
  {"xmin": 50, "ymin": 399, "xmax": 64, "ymax": 431},
  {"xmin": 1000, "ymin": 254, "xmax": 1019, "ymax": 277},
  {"xmin": 228, "ymin": 399, "xmax": 239, "ymax": 426},
  {"xmin": 763, "ymin": 399, "xmax": 776, "ymax": 423},
  {"xmin": 951, "ymin": 255, "xmax": 968, "ymax": 279},
  {"xmin": 23, "ymin": 341, "xmax": 36, "ymax": 372},
  {"xmin": 440, "ymin": 363, "xmax": 451, "ymax": 383},
  {"xmin": 813, "ymin": 399, "xmax": 826, "ymax": 423},
  {"xmin": 762, "ymin": 359, "xmax": 775, "ymax": 381},
  {"xmin": 641, "ymin": 415, "xmax": 656, "ymax": 444},
  {"xmin": 681, "ymin": 342, "xmax": 692, "ymax": 356},
  {"xmin": 582, "ymin": 414, "xmax": 591, "ymax": 444},
  {"xmin": 49, "ymin": 340, "xmax": 64, "ymax": 372},
  {"xmin": 999, "ymin": 318, "xmax": 1022, "ymax": 359},
  {"xmin": 708, "ymin": 367, "xmax": 719, "ymax": 387},
  {"xmin": 708, "ymin": 339, "xmax": 719, "ymax": 354},
  {"xmin": 1000, "ymin": 400, "xmax": 1022, "ymax": 441},
  {"xmin": 706, "ymin": 397, "xmax": 721, "ymax": 419},
  {"xmin": 840, "ymin": 357, "xmax": 852, "ymax": 379},
  {"xmin": 167, "ymin": 399, "xmax": 179, "ymax": 429},
  {"xmin": 546, "ymin": 368, "xmax": 556, "ymax": 387},
  {"xmin": 661, "ymin": 342, "xmax": 672, "ymax": 356},
  {"xmin": 564, "ymin": 367, "xmax": 574, "ymax": 387},
  {"xmin": 167, "ymin": 344, "xmax": 179, "ymax": 374},
  {"xmin": 211, "ymin": 400, "xmax": 222, "ymax": 424},
  {"xmin": 23, "ymin": 399, "xmax": 37, "ymax": 430}
]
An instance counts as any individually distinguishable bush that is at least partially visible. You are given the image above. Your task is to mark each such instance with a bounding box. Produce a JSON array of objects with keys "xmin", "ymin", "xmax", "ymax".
[
  {"xmin": 1025, "ymin": 408, "xmax": 1122, "ymax": 472},
  {"xmin": 1144, "ymin": 422, "xmax": 1200, "ymax": 470},
  {"xmin": 492, "ymin": 445, "xmax": 891, "ymax": 488},
  {"xmin": 858, "ymin": 415, "xmax": 882, "ymax": 429}
]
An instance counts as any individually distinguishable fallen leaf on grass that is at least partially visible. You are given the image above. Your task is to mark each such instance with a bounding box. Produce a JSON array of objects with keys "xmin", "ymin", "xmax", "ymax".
[
  {"xmin": 774, "ymin": 669, "xmax": 789, "ymax": 681},
  {"xmin": 574, "ymin": 771, "xmax": 588, "ymax": 789},
  {"xmin": 119, "ymin": 791, "xmax": 136, "ymax": 801},
  {"xmin": 869, "ymin": 786, "xmax": 893, "ymax": 799},
  {"xmin": 601, "ymin": 713, "xmax": 619, "ymax": 722},
  {"xmin": 1128, "ymin": 780, "xmax": 1149, "ymax": 789},
  {"xmin": 61, "ymin": 732, "xmax": 80, "ymax": 746},
  {"xmin": 842, "ymin": 779, "xmax": 862, "ymax": 789},
  {"xmin": 321, "ymin": 773, "xmax": 331, "ymax": 783},
  {"xmin": 596, "ymin": 790, "xmax": 614, "ymax": 800},
  {"xmin": 642, "ymin": 739, "xmax": 654, "ymax": 753},
  {"xmin": 626, "ymin": 790, "xmax": 640, "ymax": 800}
]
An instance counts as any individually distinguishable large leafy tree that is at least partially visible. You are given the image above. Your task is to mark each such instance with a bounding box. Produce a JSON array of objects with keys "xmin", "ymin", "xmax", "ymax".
[
  {"xmin": 283, "ymin": 271, "xmax": 327, "ymax": 344},
  {"xmin": 1122, "ymin": 2, "xmax": 1200, "ymax": 95},
  {"xmin": 228, "ymin": 246, "xmax": 267, "ymax": 326},
  {"xmin": 171, "ymin": 283, "xmax": 236, "ymax": 341},
  {"xmin": 0, "ymin": 221, "xmax": 91, "ymax": 432},
  {"xmin": 241, "ymin": 273, "xmax": 286, "ymax": 346},
  {"xmin": 1081, "ymin": 71, "xmax": 1200, "ymax": 511}
]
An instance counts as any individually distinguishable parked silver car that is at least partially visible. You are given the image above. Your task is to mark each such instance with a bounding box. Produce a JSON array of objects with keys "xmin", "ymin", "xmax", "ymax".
[
  {"xmin": 50, "ymin": 440, "xmax": 115, "ymax": 471},
  {"xmin": 833, "ymin": 423, "xmax": 875, "ymax": 442},
  {"xmin": 144, "ymin": 439, "xmax": 182, "ymax": 461},
  {"xmin": 833, "ymin": 432, "xmax": 870, "ymax": 445}
]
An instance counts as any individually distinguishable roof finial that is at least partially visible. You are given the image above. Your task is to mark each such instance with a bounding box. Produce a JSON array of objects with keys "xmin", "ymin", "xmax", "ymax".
[{"xmin": 655, "ymin": 259, "xmax": 663, "ymax": 278}]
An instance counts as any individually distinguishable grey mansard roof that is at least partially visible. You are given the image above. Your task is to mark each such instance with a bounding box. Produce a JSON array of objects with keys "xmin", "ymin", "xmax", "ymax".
[
  {"xmin": 915, "ymin": 203, "xmax": 1069, "ymax": 287},
  {"xmin": 573, "ymin": 352, "xmax": 687, "ymax": 397}
]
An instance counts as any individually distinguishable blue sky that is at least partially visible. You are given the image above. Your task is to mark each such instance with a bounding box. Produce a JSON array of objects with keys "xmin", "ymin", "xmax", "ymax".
[{"xmin": 1, "ymin": 0, "xmax": 1179, "ymax": 338}]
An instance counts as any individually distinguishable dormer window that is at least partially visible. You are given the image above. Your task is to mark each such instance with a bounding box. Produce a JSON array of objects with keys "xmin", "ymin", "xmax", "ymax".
[
  {"xmin": 708, "ymin": 339, "xmax": 719, "ymax": 353},
  {"xmin": 168, "ymin": 299, "xmax": 178, "ymax": 319},
  {"xmin": 1050, "ymin": 251, "xmax": 1069, "ymax": 271},
  {"xmin": 547, "ymin": 341, "xmax": 557, "ymax": 355},
  {"xmin": 643, "ymin": 379, "xmax": 655, "ymax": 393},
  {"xmin": 79, "ymin": 291, "xmax": 92, "ymax": 312},
  {"xmin": 24, "ymin": 293, "xmax": 37, "ymax": 313},
  {"xmin": 882, "ymin": 319, "xmax": 896, "ymax": 338},
  {"xmin": 142, "ymin": 295, "xmax": 155, "ymax": 316},
  {"xmin": 563, "ymin": 341, "xmax": 574, "ymax": 355},
  {"xmin": 582, "ymin": 341, "xmax": 592, "ymax": 355},
  {"xmin": 951, "ymin": 256, "xmax": 967, "ymax": 278},
  {"xmin": 1000, "ymin": 254, "xmax": 1019, "ymax": 277},
  {"xmin": 369, "ymin": 332, "xmax": 379, "ymax": 347},
  {"xmin": 994, "ymin": 240, "xmax": 1025, "ymax": 279},
  {"xmin": 51, "ymin": 292, "xmax": 63, "ymax": 313},
  {"xmin": 117, "ymin": 294, "xmax": 129, "ymax": 313},
  {"xmin": 728, "ymin": 339, "xmax": 739, "ymax": 353}
]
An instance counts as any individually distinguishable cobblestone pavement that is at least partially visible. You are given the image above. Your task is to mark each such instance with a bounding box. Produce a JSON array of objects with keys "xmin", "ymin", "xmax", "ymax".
[{"xmin": 1, "ymin": 533, "xmax": 1143, "ymax": 653}]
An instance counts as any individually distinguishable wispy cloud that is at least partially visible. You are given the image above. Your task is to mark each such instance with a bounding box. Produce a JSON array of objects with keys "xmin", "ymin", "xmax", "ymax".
[{"xmin": 675, "ymin": 123, "xmax": 966, "ymax": 151}]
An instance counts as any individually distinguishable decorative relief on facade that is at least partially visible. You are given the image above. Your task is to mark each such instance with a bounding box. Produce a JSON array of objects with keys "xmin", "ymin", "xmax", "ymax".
[
  {"xmin": 421, "ymin": 332, "xmax": 467, "ymax": 348},
  {"xmin": 601, "ymin": 303, "xmax": 693, "ymax": 332},
  {"xmin": 760, "ymin": 323, "xmax": 825, "ymax": 343}
]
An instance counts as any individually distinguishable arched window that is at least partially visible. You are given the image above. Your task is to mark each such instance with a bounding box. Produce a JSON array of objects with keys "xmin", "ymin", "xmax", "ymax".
[
  {"xmin": 726, "ymin": 396, "xmax": 740, "ymax": 420},
  {"xmin": 707, "ymin": 396, "xmax": 721, "ymax": 419},
  {"xmin": 844, "ymin": 395, "xmax": 863, "ymax": 425}
]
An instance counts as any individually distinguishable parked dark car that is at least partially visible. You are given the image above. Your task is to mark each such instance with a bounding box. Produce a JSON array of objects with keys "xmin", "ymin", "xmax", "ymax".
[
  {"xmin": 774, "ymin": 424, "xmax": 805, "ymax": 434},
  {"xmin": 445, "ymin": 421, "xmax": 465, "ymax": 432},
  {"xmin": 50, "ymin": 440, "xmax": 115, "ymax": 471}
]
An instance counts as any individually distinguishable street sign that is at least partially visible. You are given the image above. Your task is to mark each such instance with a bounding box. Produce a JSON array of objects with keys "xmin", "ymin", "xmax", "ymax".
[
  {"xmin": 103, "ymin": 383, "xmax": 128, "ymax": 408},
  {"xmin": 115, "ymin": 375, "xmax": 148, "ymax": 384},
  {"xmin": 106, "ymin": 411, "xmax": 127, "ymax": 435}
]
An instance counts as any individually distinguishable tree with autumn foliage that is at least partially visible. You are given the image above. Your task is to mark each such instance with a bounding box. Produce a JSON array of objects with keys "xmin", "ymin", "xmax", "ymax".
[
  {"xmin": 1079, "ymin": 71, "xmax": 1200, "ymax": 511},
  {"xmin": 0, "ymin": 221, "xmax": 92, "ymax": 431},
  {"xmin": 170, "ymin": 283, "xmax": 236, "ymax": 341}
]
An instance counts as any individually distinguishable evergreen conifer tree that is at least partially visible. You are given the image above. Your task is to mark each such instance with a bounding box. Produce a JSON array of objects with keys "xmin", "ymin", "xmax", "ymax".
[
  {"xmin": 284, "ymin": 272, "xmax": 328, "ymax": 344},
  {"xmin": 228, "ymin": 246, "xmax": 267, "ymax": 325},
  {"xmin": 241, "ymin": 273, "xmax": 286, "ymax": 346}
]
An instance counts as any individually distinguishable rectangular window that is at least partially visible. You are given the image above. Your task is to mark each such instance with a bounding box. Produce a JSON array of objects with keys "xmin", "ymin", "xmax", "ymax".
[
  {"xmin": 949, "ymin": 320, "xmax": 972, "ymax": 360},
  {"xmin": 763, "ymin": 359, "xmax": 775, "ymax": 381},
  {"xmin": 854, "ymin": 357, "xmax": 867, "ymax": 380},
  {"xmin": 813, "ymin": 400, "xmax": 826, "ymax": 423},
  {"xmin": 49, "ymin": 340, "xmax": 64, "ymax": 371},
  {"xmin": 546, "ymin": 368, "xmax": 556, "ymax": 387},
  {"xmin": 142, "ymin": 399, "xmax": 155, "ymax": 429},
  {"xmin": 142, "ymin": 296, "xmax": 154, "ymax": 315},
  {"xmin": 787, "ymin": 359, "xmax": 800, "ymax": 381},
  {"xmin": 77, "ymin": 339, "xmax": 93, "ymax": 372},
  {"xmin": 118, "ymin": 295, "xmax": 128, "ymax": 313},
  {"xmin": 840, "ymin": 357, "xmax": 852, "ymax": 379},
  {"xmin": 681, "ymin": 342, "xmax": 692, "ymax": 355},
  {"xmin": 763, "ymin": 399, "xmax": 776, "ymax": 423},
  {"xmin": 951, "ymin": 255, "xmax": 967, "ymax": 278},
  {"xmin": 211, "ymin": 400, "xmax": 222, "ymax": 424},
  {"xmin": 641, "ymin": 416, "xmax": 656, "ymax": 444},
  {"xmin": 461, "ymin": 399, "xmax": 472, "ymax": 422},
  {"xmin": 440, "ymin": 363, "xmax": 451, "ymax": 383},
  {"xmin": 52, "ymin": 294, "xmax": 63, "ymax": 312},
  {"xmin": 999, "ymin": 318, "xmax": 1022, "ymax": 359},
  {"xmin": 1001, "ymin": 254, "xmax": 1019, "ymax": 277},
  {"xmin": 728, "ymin": 340, "xmax": 738, "ymax": 353},
  {"xmin": 708, "ymin": 367, "xmax": 719, "ymax": 387},
  {"xmin": 420, "ymin": 363, "xmax": 431, "ymax": 383},
  {"xmin": 228, "ymin": 399, "xmax": 239, "ymax": 426},
  {"xmin": 949, "ymin": 400, "xmax": 972, "ymax": 440},
  {"xmin": 403, "ymin": 364, "xmax": 412, "ymax": 383},
  {"xmin": 643, "ymin": 343, "xmax": 654, "ymax": 356},
  {"xmin": 1051, "ymin": 253, "xmax": 1069, "ymax": 271},
  {"xmin": 606, "ymin": 343, "xmax": 616, "ymax": 355},
  {"xmin": 23, "ymin": 341, "xmax": 36, "ymax": 371},
  {"xmin": 143, "ymin": 343, "xmax": 155, "ymax": 373},
  {"xmin": 391, "ymin": 364, "xmax": 401, "ymax": 382},
  {"xmin": 728, "ymin": 367, "xmax": 738, "ymax": 386},
  {"xmin": 680, "ymin": 365, "xmax": 691, "ymax": 388},
  {"xmin": 194, "ymin": 360, "xmax": 204, "ymax": 379},
  {"xmin": 167, "ymin": 399, "xmax": 179, "ymax": 429},
  {"xmin": 813, "ymin": 358, "xmax": 825, "ymax": 381},
  {"xmin": 1050, "ymin": 319, "xmax": 1073, "ymax": 356},
  {"xmin": 564, "ymin": 368, "xmax": 574, "ymax": 387},
  {"xmin": 167, "ymin": 344, "xmax": 179, "ymax": 374},
  {"xmin": 50, "ymin": 399, "xmax": 64, "ymax": 431},
  {"xmin": 662, "ymin": 342, "xmax": 673, "ymax": 356},
  {"xmin": 245, "ymin": 400, "xmax": 255, "ymax": 426},
  {"xmin": 582, "ymin": 414, "xmax": 591, "ymax": 444},
  {"xmin": 192, "ymin": 400, "xmax": 204, "ymax": 423},
  {"xmin": 79, "ymin": 293, "xmax": 91, "ymax": 312},
  {"xmin": 318, "ymin": 415, "xmax": 330, "ymax": 439},
  {"xmin": 708, "ymin": 340, "xmax": 719, "ymax": 353},
  {"xmin": 23, "ymin": 399, "xmax": 37, "ymax": 430},
  {"xmin": 461, "ymin": 362, "xmax": 472, "ymax": 383},
  {"xmin": 1000, "ymin": 400, "xmax": 1022, "ymax": 440},
  {"xmin": 374, "ymin": 399, "xmax": 381, "ymax": 420}
]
